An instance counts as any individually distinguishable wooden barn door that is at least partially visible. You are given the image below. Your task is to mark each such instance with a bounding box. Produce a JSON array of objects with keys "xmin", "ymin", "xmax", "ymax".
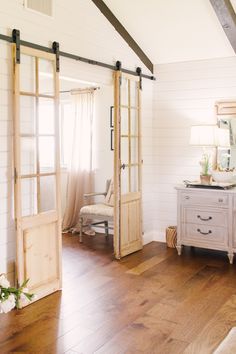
[
  {"xmin": 114, "ymin": 71, "xmax": 143, "ymax": 259},
  {"xmin": 12, "ymin": 45, "xmax": 62, "ymax": 301}
]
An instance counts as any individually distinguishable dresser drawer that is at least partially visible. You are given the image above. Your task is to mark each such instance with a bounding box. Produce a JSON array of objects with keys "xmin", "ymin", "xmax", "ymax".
[
  {"xmin": 182, "ymin": 223, "xmax": 228, "ymax": 248},
  {"xmin": 183, "ymin": 208, "xmax": 228, "ymax": 227},
  {"xmin": 181, "ymin": 192, "xmax": 228, "ymax": 208}
]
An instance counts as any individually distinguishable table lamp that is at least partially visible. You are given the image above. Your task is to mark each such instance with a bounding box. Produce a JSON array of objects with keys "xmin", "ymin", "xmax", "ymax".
[{"xmin": 190, "ymin": 125, "xmax": 218, "ymax": 184}]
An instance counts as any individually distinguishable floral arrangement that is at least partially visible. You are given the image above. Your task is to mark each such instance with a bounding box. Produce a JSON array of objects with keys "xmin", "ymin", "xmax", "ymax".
[
  {"xmin": 199, "ymin": 153, "xmax": 211, "ymax": 176},
  {"xmin": 0, "ymin": 274, "xmax": 34, "ymax": 313}
]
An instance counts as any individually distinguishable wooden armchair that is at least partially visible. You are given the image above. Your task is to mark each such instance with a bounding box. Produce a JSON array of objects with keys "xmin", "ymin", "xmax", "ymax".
[{"xmin": 79, "ymin": 179, "xmax": 114, "ymax": 242}]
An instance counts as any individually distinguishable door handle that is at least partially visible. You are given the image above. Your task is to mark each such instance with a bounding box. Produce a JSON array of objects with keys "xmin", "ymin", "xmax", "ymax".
[
  {"xmin": 110, "ymin": 129, "xmax": 114, "ymax": 151},
  {"xmin": 197, "ymin": 228, "xmax": 212, "ymax": 235},
  {"xmin": 121, "ymin": 163, "xmax": 126, "ymax": 170},
  {"xmin": 197, "ymin": 215, "xmax": 212, "ymax": 221}
]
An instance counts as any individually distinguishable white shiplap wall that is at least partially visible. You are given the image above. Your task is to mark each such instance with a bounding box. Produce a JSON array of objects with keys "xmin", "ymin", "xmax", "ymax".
[
  {"xmin": 153, "ymin": 57, "xmax": 236, "ymax": 241},
  {"xmin": 0, "ymin": 41, "xmax": 15, "ymax": 284},
  {"xmin": 0, "ymin": 1, "xmax": 154, "ymax": 282}
]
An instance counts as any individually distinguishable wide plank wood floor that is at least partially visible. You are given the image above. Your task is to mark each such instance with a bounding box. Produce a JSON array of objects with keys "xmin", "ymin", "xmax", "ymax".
[{"xmin": 1, "ymin": 233, "xmax": 236, "ymax": 353}]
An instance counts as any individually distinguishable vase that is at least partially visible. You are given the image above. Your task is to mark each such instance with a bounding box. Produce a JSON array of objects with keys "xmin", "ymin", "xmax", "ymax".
[
  {"xmin": 200, "ymin": 174, "xmax": 212, "ymax": 185},
  {"xmin": 166, "ymin": 226, "xmax": 177, "ymax": 248}
]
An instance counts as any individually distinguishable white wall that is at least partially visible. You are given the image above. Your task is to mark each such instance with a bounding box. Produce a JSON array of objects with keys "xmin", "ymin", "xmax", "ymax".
[
  {"xmin": 0, "ymin": 42, "xmax": 15, "ymax": 285},
  {"xmin": 153, "ymin": 56, "xmax": 236, "ymax": 241},
  {"xmin": 0, "ymin": 0, "xmax": 147, "ymax": 73},
  {"xmin": 0, "ymin": 0, "xmax": 154, "ymax": 282},
  {"xmin": 141, "ymin": 80, "xmax": 155, "ymax": 244}
]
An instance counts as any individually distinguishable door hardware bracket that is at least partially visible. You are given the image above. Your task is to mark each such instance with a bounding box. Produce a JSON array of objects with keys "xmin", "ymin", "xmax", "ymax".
[
  {"xmin": 52, "ymin": 41, "xmax": 60, "ymax": 72},
  {"xmin": 136, "ymin": 67, "xmax": 142, "ymax": 90},
  {"xmin": 12, "ymin": 29, "xmax": 20, "ymax": 64},
  {"xmin": 116, "ymin": 60, "xmax": 122, "ymax": 71}
]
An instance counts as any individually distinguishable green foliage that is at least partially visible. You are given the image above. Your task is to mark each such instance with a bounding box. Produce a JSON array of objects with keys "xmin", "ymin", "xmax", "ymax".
[
  {"xmin": 0, "ymin": 276, "xmax": 34, "ymax": 313},
  {"xmin": 200, "ymin": 153, "xmax": 211, "ymax": 176}
]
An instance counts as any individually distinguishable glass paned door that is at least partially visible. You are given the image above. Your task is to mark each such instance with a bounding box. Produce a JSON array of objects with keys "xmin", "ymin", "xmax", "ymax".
[
  {"xmin": 13, "ymin": 45, "xmax": 62, "ymax": 303},
  {"xmin": 113, "ymin": 71, "xmax": 142, "ymax": 259}
]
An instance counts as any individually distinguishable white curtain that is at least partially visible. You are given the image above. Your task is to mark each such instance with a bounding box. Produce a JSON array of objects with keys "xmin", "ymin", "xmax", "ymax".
[{"xmin": 62, "ymin": 90, "xmax": 94, "ymax": 231}]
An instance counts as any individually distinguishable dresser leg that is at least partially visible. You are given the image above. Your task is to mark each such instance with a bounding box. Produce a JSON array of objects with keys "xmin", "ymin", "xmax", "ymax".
[
  {"xmin": 228, "ymin": 252, "xmax": 234, "ymax": 265},
  {"xmin": 176, "ymin": 245, "xmax": 182, "ymax": 256}
]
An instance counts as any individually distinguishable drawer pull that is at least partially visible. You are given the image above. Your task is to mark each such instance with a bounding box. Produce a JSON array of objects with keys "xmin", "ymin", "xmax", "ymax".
[
  {"xmin": 185, "ymin": 196, "xmax": 190, "ymax": 200},
  {"xmin": 197, "ymin": 228, "xmax": 212, "ymax": 235},
  {"xmin": 197, "ymin": 215, "xmax": 212, "ymax": 221},
  {"xmin": 218, "ymin": 198, "xmax": 224, "ymax": 203}
]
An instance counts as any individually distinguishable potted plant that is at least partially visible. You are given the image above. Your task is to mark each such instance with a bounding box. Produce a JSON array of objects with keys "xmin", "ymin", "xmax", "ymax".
[{"xmin": 199, "ymin": 153, "xmax": 212, "ymax": 185}]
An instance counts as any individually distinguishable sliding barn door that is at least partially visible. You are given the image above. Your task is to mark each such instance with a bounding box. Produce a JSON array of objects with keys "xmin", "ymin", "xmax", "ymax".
[
  {"xmin": 114, "ymin": 71, "xmax": 143, "ymax": 259},
  {"xmin": 12, "ymin": 45, "xmax": 62, "ymax": 301}
]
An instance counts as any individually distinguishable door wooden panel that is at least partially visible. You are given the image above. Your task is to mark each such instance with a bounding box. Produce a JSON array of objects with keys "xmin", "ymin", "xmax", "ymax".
[
  {"xmin": 24, "ymin": 222, "xmax": 58, "ymax": 288},
  {"xmin": 120, "ymin": 193, "xmax": 142, "ymax": 257},
  {"xmin": 13, "ymin": 44, "xmax": 62, "ymax": 303},
  {"xmin": 113, "ymin": 71, "xmax": 143, "ymax": 259}
]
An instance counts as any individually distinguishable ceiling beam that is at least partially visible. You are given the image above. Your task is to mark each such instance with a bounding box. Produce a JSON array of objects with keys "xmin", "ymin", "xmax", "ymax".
[
  {"xmin": 91, "ymin": 0, "xmax": 153, "ymax": 73},
  {"xmin": 209, "ymin": 0, "xmax": 236, "ymax": 53}
]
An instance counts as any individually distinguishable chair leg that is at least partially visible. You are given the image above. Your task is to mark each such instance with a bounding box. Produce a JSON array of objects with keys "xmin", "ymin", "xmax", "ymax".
[
  {"xmin": 104, "ymin": 221, "xmax": 109, "ymax": 238},
  {"xmin": 79, "ymin": 217, "xmax": 83, "ymax": 243}
]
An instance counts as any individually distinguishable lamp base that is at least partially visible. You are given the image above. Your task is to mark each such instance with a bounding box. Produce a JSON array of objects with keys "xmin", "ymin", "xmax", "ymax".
[{"xmin": 200, "ymin": 174, "xmax": 212, "ymax": 185}]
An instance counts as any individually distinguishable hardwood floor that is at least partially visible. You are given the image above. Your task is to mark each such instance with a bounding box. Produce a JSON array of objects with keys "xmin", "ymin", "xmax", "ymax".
[{"xmin": 1, "ymin": 233, "xmax": 236, "ymax": 353}]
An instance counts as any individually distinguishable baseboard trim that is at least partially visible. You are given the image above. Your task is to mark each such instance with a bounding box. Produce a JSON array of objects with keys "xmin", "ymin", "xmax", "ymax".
[
  {"xmin": 142, "ymin": 231, "xmax": 154, "ymax": 245},
  {"xmin": 93, "ymin": 229, "xmax": 166, "ymax": 245},
  {"xmin": 143, "ymin": 230, "xmax": 166, "ymax": 245},
  {"xmin": 153, "ymin": 231, "xmax": 166, "ymax": 243}
]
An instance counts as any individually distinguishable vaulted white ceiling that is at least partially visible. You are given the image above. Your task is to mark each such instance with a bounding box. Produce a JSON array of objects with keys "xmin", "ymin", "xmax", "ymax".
[{"xmin": 104, "ymin": 0, "xmax": 236, "ymax": 65}]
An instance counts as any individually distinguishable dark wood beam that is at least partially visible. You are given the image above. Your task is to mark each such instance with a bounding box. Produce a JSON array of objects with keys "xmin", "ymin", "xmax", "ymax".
[
  {"xmin": 91, "ymin": 0, "xmax": 153, "ymax": 73},
  {"xmin": 210, "ymin": 0, "xmax": 236, "ymax": 53}
]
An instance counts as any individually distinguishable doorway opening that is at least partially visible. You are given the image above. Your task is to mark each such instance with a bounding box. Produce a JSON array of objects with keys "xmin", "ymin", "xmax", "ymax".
[
  {"xmin": 59, "ymin": 75, "xmax": 114, "ymax": 257},
  {"xmin": 13, "ymin": 44, "xmax": 143, "ymax": 304}
]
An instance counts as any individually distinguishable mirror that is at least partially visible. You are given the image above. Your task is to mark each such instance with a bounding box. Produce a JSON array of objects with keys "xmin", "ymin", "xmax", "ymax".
[{"xmin": 216, "ymin": 101, "xmax": 236, "ymax": 170}]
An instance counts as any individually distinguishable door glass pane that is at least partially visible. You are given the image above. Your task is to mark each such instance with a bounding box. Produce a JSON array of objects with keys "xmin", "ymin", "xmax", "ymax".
[
  {"xmin": 38, "ymin": 58, "xmax": 54, "ymax": 95},
  {"xmin": 120, "ymin": 77, "xmax": 128, "ymax": 106},
  {"xmin": 130, "ymin": 166, "xmax": 139, "ymax": 193},
  {"xmin": 121, "ymin": 137, "xmax": 129, "ymax": 165},
  {"xmin": 20, "ymin": 137, "xmax": 37, "ymax": 175},
  {"xmin": 20, "ymin": 54, "xmax": 35, "ymax": 93},
  {"xmin": 130, "ymin": 80, "xmax": 138, "ymax": 107},
  {"xmin": 20, "ymin": 96, "xmax": 36, "ymax": 135},
  {"xmin": 131, "ymin": 109, "xmax": 138, "ymax": 136},
  {"xmin": 39, "ymin": 136, "xmax": 55, "ymax": 173},
  {"xmin": 121, "ymin": 167, "xmax": 129, "ymax": 194},
  {"xmin": 21, "ymin": 178, "xmax": 37, "ymax": 216},
  {"xmin": 40, "ymin": 175, "xmax": 56, "ymax": 212},
  {"xmin": 121, "ymin": 108, "xmax": 129, "ymax": 135},
  {"xmin": 38, "ymin": 98, "xmax": 55, "ymax": 135},
  {"xmin": 131, "ymin": 138, "xmax": 139, "ymax": 164}
]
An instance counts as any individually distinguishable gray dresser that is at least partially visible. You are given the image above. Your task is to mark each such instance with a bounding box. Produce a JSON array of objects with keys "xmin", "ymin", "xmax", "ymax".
[{"xmin": 176, "ymin": 185, "xmax": 236, "ymax": 264}]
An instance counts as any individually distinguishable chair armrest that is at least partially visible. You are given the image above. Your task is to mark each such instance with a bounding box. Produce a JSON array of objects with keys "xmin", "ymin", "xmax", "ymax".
[{"xmin": 84, "ymin": 192, "xmax": 106, "ymax": 198}]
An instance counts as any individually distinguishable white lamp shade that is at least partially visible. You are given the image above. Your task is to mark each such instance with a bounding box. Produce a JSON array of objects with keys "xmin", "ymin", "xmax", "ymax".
[
  {"xmin": 190, "ymin": 125, "xmax": 218, "ymax": 146},
  {"xmin": 217, "ymin": 128, "xmax": 230, "ymax": 148}
]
